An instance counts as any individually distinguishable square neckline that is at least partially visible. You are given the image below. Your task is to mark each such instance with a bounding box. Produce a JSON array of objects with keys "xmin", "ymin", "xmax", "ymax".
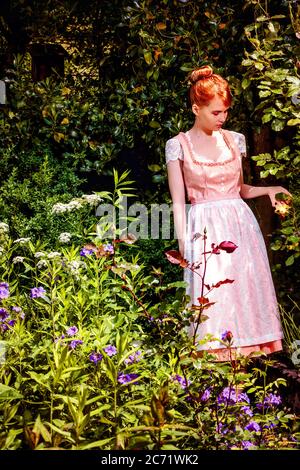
[{"xmin": 183, "ymin": 129, "xmax": 237, "ymax": 167}]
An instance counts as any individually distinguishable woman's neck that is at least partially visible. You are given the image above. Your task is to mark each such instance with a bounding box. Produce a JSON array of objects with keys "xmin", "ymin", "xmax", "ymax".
[{"xmin": 190, "ymin": 125, "xmax": 215, "ymax": 138}]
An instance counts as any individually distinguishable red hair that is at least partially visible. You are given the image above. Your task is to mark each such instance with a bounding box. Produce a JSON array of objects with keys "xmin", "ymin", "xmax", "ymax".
[{"xmin": 188, "ymin": 65, "xmax": 232, "ymax": 108}]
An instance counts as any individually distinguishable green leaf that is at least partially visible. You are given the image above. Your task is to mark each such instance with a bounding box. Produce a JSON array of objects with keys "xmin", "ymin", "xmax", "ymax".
[
  {"xmin": 180, "ymin": 64, "xmax": 194, "ymax": 72},
  {"xmin": 149, "ymin": 121, "xmax": 161, "ymax": 129},
  {"xmin": 285, "ymin": 255, "xmax": 294, "ymax": 266},
  {"xmin": 287, "ymin": 118, "xmax": 300, "ymax": 126},
  {"xmin": 262, "ymin": 114, "xmax": 272, "ymax": 123},
  {"xmin": 271, "ymin": 119, "xmax": 285, "ymax": 131},
  {"xmin": 242, "ymin": 78, "xmax": 251, "ymax": 90},
  {"xmin": 143, "ymin": 51, "xmax": 152, "ymax": 65},
  {"xmin": 259, "ymin": 90, "xmax": 271, "ymax": 98},
  {"xmin": 27, "ymin": 371, "xmax": 52, "ymax": 391},
  {"xmin": 270, "ymin": 15, "xmax": 286, "ymax": 19},
  {"xmin": 241, "ymin": 59, "xmax": 253, "ymax": 67},
  {"xmin": 268, "ymin": 22, "xmax": 276, "ymax": 33},
  {"xmin": 260, "ymin": 170, "xmax": 269, "ymax": 178},
  {"xmin": 0, "ymin": 384, "xmax": 23, "ymax": 400},
  {"xmin": 78, "ymin": 438, "xmax": 115, "ymax": 450},
  {"xmin": 256, "ymin": 15, "xmax": 269, "ymax": 22},
  {"xmin": 148, "ymin": 164, "xmax": 161, "ymax": 172},
  {"xmin": 254, "ymin": 62, "xmax": 264, "ymax": 71}
]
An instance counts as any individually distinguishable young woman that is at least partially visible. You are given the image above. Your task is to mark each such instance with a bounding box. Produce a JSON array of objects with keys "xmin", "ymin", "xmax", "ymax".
[{"xmin": 166, "ymin": 65, "xmax": 292, "ymax": 361}]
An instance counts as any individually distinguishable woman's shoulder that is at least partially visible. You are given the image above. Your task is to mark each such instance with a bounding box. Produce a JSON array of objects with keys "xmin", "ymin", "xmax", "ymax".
[
  {"xmin": 165, "ymin": 135, "xmax": 184, "ymax": 162},
  {"xmin": 227, "ymin": 130, "xmax": 247, "ymax": 156},
  {"xmin": 227, "ymin": 129, "xmax": 246, "ymax": 139},
  {"xmin": 165, "ymin": 133, "xmax": 184, "ymax": 145}
]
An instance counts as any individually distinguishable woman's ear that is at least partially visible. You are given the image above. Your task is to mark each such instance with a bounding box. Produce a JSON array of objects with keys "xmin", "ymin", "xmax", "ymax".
[{"xmin": 192, "ymin": 103, "xmax": 200, "ymax": 116}]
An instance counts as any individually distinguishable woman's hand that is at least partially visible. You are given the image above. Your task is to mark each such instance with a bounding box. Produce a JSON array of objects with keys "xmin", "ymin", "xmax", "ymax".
[{"xmin": 267, "ymin": 186, "xmax": 293, "ymax": 208}]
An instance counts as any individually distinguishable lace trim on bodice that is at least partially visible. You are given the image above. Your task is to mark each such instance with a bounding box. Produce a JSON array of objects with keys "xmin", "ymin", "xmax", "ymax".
[
  {"xmin": 185, "ymin": 130, "xmax": 235, "ymax": 167},
  {"xmin": 165, "ymin": 130, "xmax": 247, "ymax": 165}
]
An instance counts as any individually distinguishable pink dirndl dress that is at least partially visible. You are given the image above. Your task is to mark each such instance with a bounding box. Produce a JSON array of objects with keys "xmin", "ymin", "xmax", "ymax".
[{"xmin": 165, "ymin": 129, "xmax": 283, "ymax": 360}]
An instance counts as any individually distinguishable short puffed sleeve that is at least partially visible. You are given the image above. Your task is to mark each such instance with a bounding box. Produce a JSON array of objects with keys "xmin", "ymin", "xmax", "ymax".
[
  {"xmin": 230, "ymin": 131, "xmax": 247, "ymax": 158},
  {"xmin": 165, "ymin": 137, "xmax": 184, "ymax": 164}
]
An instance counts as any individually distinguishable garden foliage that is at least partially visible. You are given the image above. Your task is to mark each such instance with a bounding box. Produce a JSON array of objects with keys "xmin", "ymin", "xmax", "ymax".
[
  {"xmin": 0, "ymin": 180, "xmax": 299, "ymax": 449},
  {"xmin": 0, "ymin": 0, "xmax": 300, "ymax": 450}
]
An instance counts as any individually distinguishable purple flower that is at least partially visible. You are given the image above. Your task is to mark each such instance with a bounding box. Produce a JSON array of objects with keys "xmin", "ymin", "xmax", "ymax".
[
  {"xmin": 104, "ymin": 345, "xmax": 117, "ymax": 356},
  {"xmin": 0, "ymin": 283, "xmax": 9, "ymax": 299},
  {"xmin": 7, "ymin": 319, "xmax": 16, "ymax": 327},
  {"xmin": 117, "ymin": 373, "xmax": 139, "ymax": 384},
  {"xmin": 103, "ymin": 243, "xmax": 114, "ymax": 254},
  {"xmin": 216, "ymin": 422, "xmax": 229, "ymax": 434},
  {"xmin": 11, "ymin": 306, "xmax": 22, "ymax": 313},
  {"xmin": 200, "ymin": 387, "xmax": 211, "ymax": 402},
  {"xmin": 263, "ymin": 421, "xmax": 277, "ymax": 430},
  {"xmin": 66, "ymin": 326, "xmax": 78, "ymax": 336},
  {"xmin": 30, "ymin": 287, "xmax": 46, "ymax": 298},
  {"xmin": 217, "ymin": 387, "xmax": 250, "ymax": 405},
  {"xmin": 80, "ymin": 248, "xmax": 95, "ymax": 257},
  {"xmin": 238, "ymin": 392, "xmax": 250, "ymax": 404},
  {"xmin": 54, "ymin": 334, "xmax": 65, "ymax": 344},
  {"xmin": 171, "ymin": 374, "xmax": 191, "ymax": 389},
  {"xmin": 245, "ymin": 421, "xmax": 261, "ymax": 432},
  {"xmin": 69, "ymin": 339, "xmax": 83, "ymax": 350},
  {"xmin": 221, "ymin": 330, "xmax": 233, "ymax": 342},
  {"xmin": 89, "ymin": 352, "xmax": 103, "ymax": 363},
  {"xmin": 241, "ymin": 405, "xmax": 253, "ymax": 417},
  {"xmin": 257, "ymin": 393, "xmax": 282, "ymax": 410},
  {"xmin": 0, "ymin": 308, "xmax": 9, "ymax": 321},
  {"xmin": 124, "ymin": 350, "xmax": 142, "ymax": 364},
  {"xmin": 241, "ymin": 440, "xmax": 255, "ymax": 450},
  {"xmin": 0, "ymin": 323, "xmax": 9, "ymax": 332}
]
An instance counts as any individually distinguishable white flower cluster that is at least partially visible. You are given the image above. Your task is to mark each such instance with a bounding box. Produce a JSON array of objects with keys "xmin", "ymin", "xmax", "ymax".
[
  {"xmin": 13, "ymin": 237, "xmax": 31, "ymax": 244},
  {"xmin": 67, "ymin": 260, "xmax": 87, "ymax": 278},
  {"xmin": 68, "ymin": 260, "xmax": 87, "ymax": 271},
  {"xmin": 52, "ymin": 200, "xmax": 83, "ymax": 214},
  {"xmin": 47, "ymin": 251, "xmax": 62, "ymax": 259},
  {"xmin": 0, "ymin": 223, "xmax": 9, "ymax": 234},
  {"xmin": 34, "ymin": 252, "xmax": 46, "ymax": 258},
  {"xmin": 37, "ymin": 259, "xmax": 48, "ymax": 269},
  {"xmin": 81, "ymin": 194, "xmax": 103, "ymax": 206},
  {"xmin": 58, "ymin": 232, "xmax": 72, "ymax": 243},
  {"xmin": 51, "ymin": 193, "xmax": 102, "ymax": 214},
  {"xmin": 12, "ymin": 256, "xmax": 25, "ymax": 264}
]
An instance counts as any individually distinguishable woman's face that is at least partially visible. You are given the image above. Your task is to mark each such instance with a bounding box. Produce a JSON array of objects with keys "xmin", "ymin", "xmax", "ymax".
[{"xmin": 192, "ymin": 95, "xmax": 229, "ymax": 133}]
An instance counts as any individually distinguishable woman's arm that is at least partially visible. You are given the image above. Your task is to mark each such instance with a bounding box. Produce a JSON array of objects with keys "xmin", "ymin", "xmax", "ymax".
[
  {"xmin": 240, "ymin": 183, "xmax": 292, "ymax": 208},
  {"xmin": 167, "ymin": 159, "xmax": 186, "ymax": 256}
]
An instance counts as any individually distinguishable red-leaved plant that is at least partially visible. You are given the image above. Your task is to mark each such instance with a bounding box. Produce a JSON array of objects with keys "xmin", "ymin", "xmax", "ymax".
[{"xmin": 165, "ymin": 228, "xmax": 238, "ymax": 347}]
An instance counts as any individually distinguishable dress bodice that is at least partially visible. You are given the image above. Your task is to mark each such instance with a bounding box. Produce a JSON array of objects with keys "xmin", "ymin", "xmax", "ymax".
[{"xmin": 166, "ymin": 130, "xmax": 245, "ymax": 204}]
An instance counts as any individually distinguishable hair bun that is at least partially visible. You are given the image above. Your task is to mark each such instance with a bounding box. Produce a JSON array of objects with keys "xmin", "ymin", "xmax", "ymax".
[{"xmin": 189, "ymin": 65, "xmax": 213, "ymax": 84}]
